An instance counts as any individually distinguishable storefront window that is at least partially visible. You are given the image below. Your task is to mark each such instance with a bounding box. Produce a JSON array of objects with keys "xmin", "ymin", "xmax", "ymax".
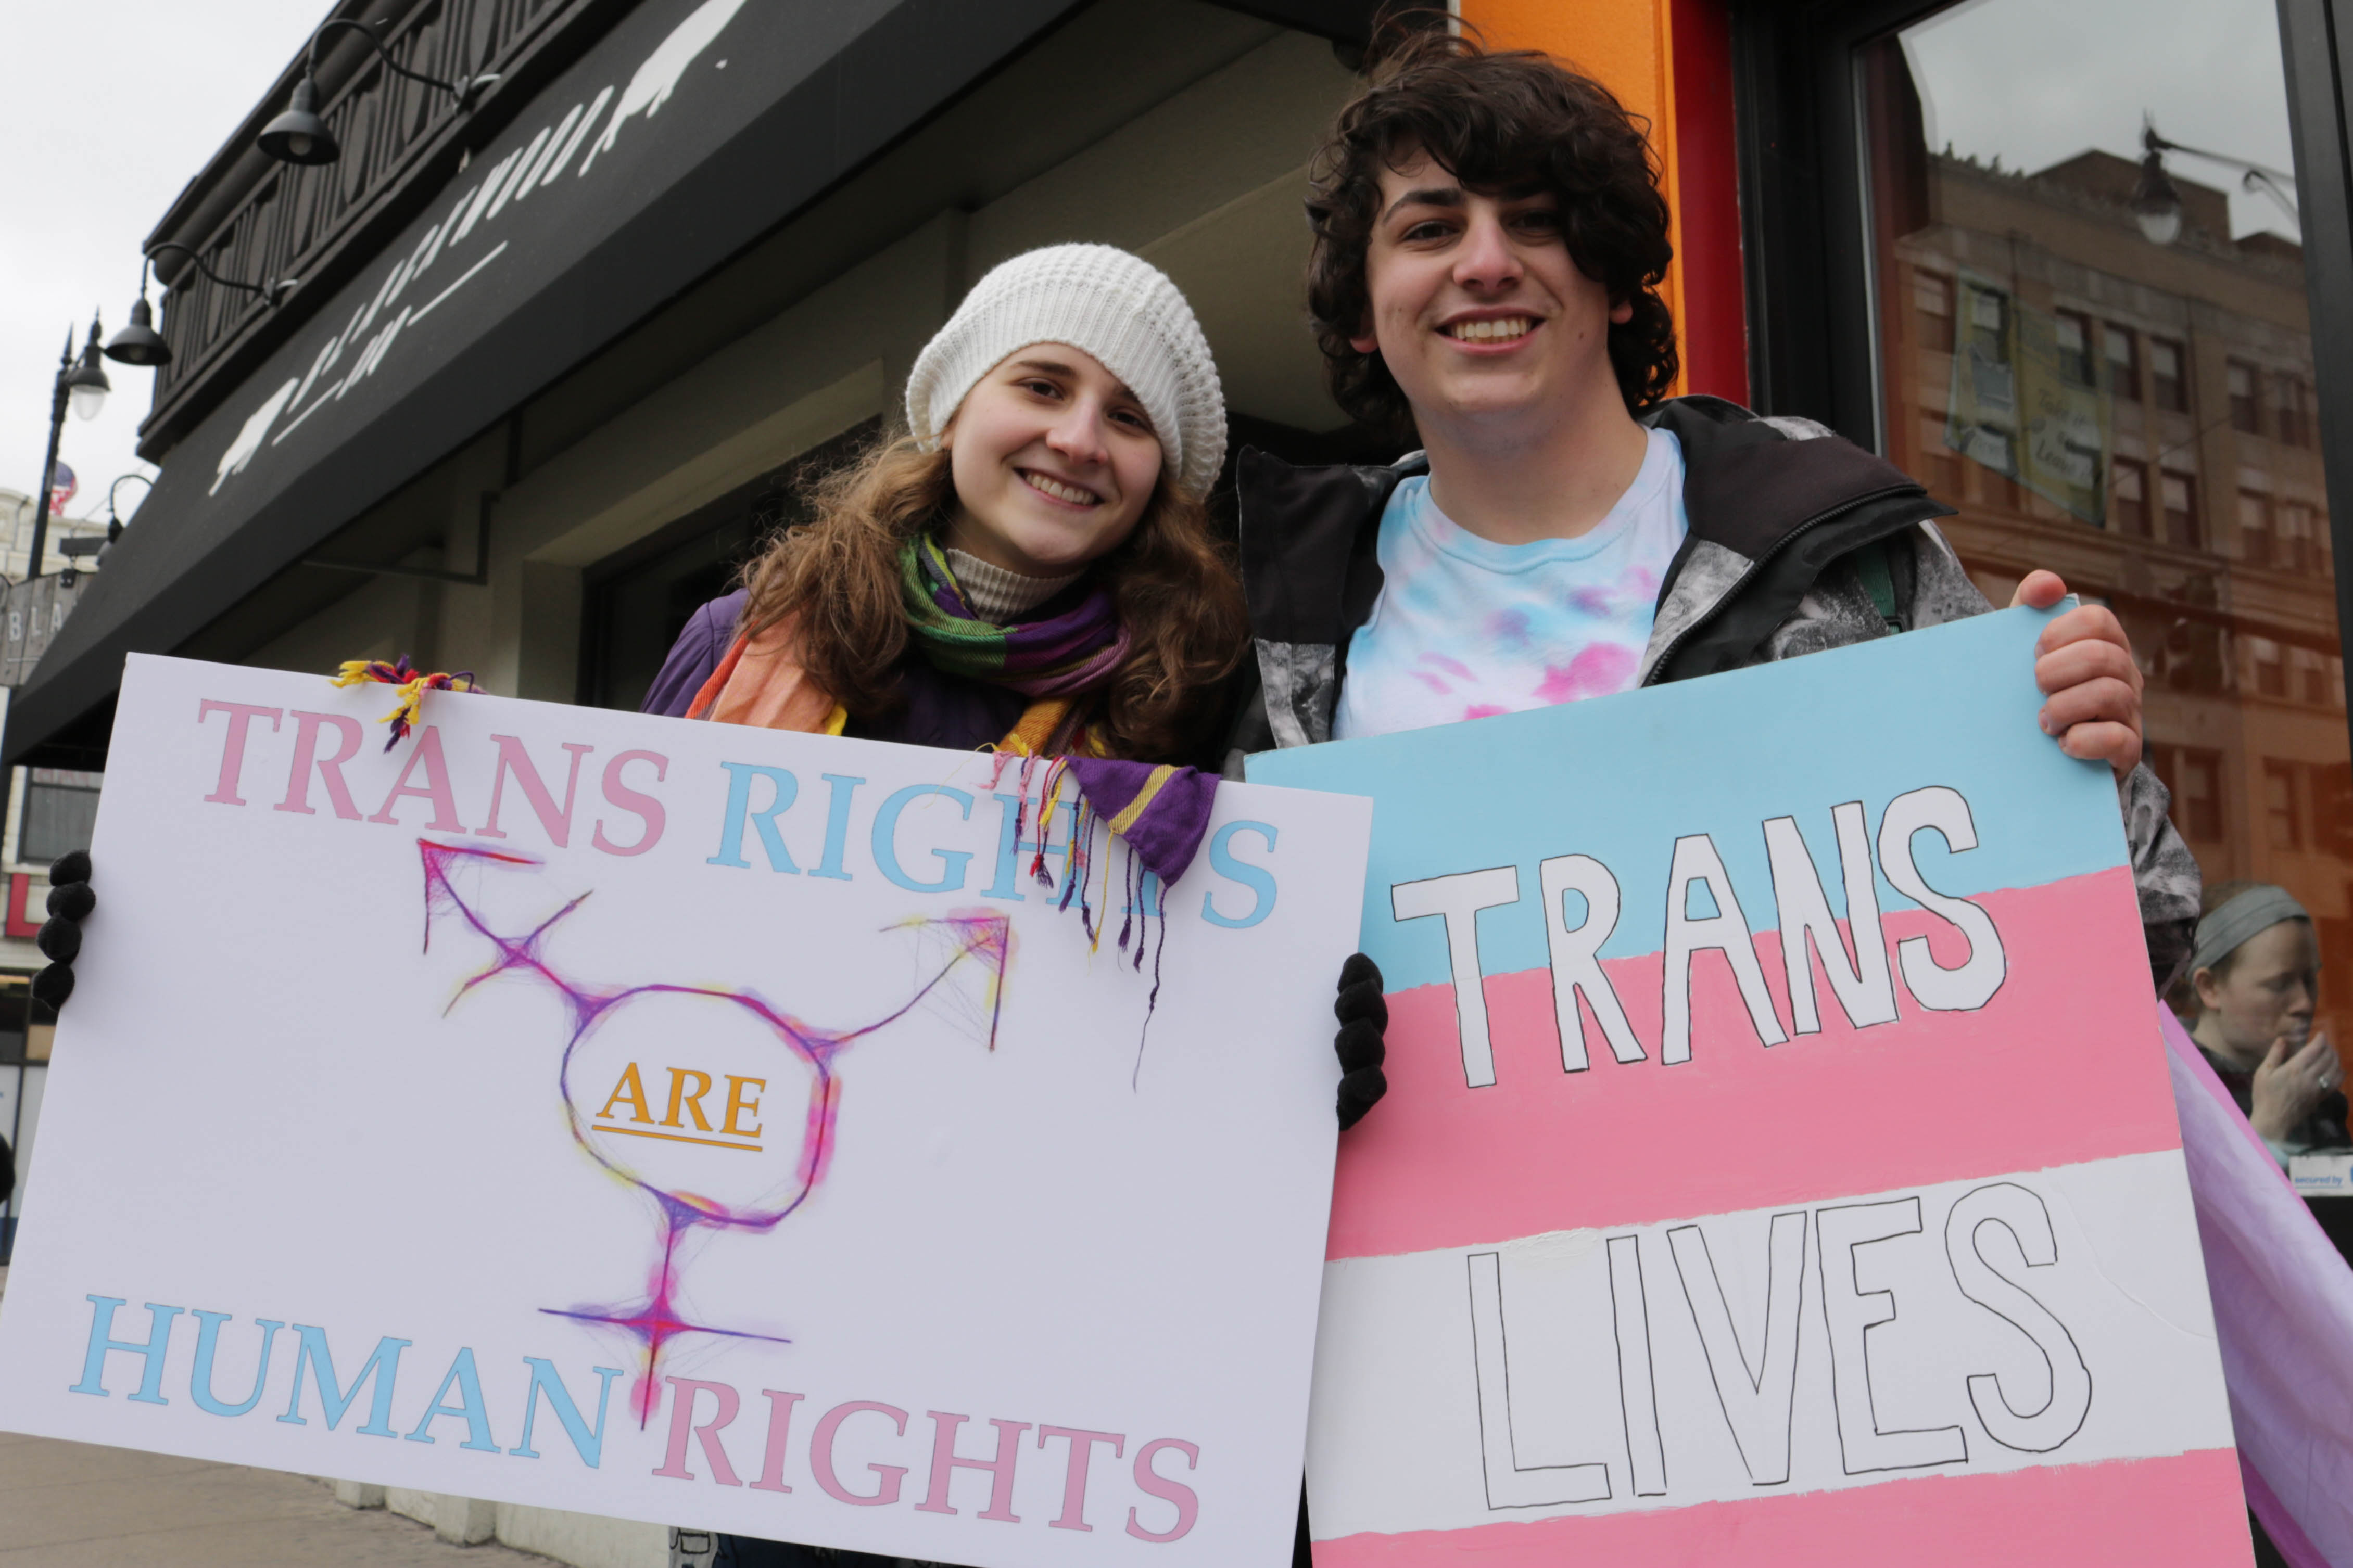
[
  {"xmin": 19, "ymin": 769, "xmax": 101, "ymax": 865},
  {"xmin": 1864, "ymin": 0, "xmax": 2353, "ymax": 1077}
]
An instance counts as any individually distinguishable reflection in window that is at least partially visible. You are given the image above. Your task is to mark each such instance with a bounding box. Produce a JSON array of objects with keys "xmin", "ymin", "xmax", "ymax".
[
  {"xmin": 2241, "ymin": 490, "xmax": 2274, "ymax": 567},
  {"xmin": 2106, "ymin": 323, "xmax": 2141, "ymax": 401},
  {"xmin": 2229, "ymin": 359, "xmax": 2263, "ymax": 434},
  {"xmin": 2148, "ymin": 743, "xmax": 2225, "ymax": 842},
  {"xmin": 2114, "ymin": 458, "xmax": 2149, "ymax": 536},
  {"xmin": 2280, "ymin": 374, "xmax": 2314, "ymax": 447},
  {"xmin": 2282, "ymin": 501, "xmax": 2324, "ymax": 575},
  {"xmin": 2150, "ymin": 336, "xmax": 2190, "ymax": 412},
  {"xmin": 2161, "ymin": 469, "xmax": 2200, "ymax": 550},
  {"xmin": 2251, "ymin": 635, "xmax": 2288, "ymax": 697},
  {"xmin": 2296, "ymin": 647, "xmax": 2333, "ymax": 706},
  {"xmin": 1870, "ymin": 0, "xmax": 2350, "ymax": 1085},
  {"xmin": 2266, "ymin": 757, "xmax": 2304, "ymax": 849},
  {"xmin": 2182, "ymin": 749, "xmax": 2225, "ymax": 842},
  {"xmin": 2057, "ymin": 310, "xmax": 2096, "ymax": 386},
  {"xmin": 1940, "ymin": 272, "xmax": 2107, "ymax": 524},
  {"xmin": 1916, "ymin": 269, "xmax": 1956, "ymax": 351},
  {"xmin": 1920, "ymin": 410, "xmax": 1962, "ymax": 497}
]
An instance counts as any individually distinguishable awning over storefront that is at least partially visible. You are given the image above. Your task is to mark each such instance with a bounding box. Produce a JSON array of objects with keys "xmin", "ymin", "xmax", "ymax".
[{"xmin": 5, "ymin": 0, "xmax": 1089, "ymax": 764}]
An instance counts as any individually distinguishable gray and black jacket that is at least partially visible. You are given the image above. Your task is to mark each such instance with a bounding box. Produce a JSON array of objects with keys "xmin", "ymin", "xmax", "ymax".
[{"xmin": 1222, "ymin": 394, "xmax": 2200, "ymax": 991}]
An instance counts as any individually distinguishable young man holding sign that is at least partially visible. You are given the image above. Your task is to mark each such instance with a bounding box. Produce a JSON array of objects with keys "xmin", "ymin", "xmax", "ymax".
[{"xmin": 1226, "ymin": 30, "xmax": 2196, "ymax": 985}]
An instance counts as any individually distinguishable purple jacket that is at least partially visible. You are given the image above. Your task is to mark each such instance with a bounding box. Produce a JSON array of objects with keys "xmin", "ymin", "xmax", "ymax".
[{"xmin": 640, "ymin": 590, "xmax": 1028, "ymax": 750}]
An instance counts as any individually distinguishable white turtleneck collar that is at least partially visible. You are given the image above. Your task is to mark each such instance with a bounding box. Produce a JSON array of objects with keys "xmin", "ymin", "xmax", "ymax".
[{"xmin": 944, "ymin": 545, "xmax": 1082, "ymax": 622}]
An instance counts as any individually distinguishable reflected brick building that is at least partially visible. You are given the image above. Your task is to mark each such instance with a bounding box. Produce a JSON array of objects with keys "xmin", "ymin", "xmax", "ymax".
[{"xmin": 1880, "ymin": 145, "xmax": 2351, "ymax": 1028}]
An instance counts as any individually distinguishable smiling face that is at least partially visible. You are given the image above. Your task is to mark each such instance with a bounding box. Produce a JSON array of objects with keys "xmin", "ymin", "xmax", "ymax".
[
  {"xmin": 1350, "ymin": 149, "xmax": 1630, "ymax": 447},
  {"xmin": 940, "ymin": 346, "xmax": 1165, "ymax": 579}
]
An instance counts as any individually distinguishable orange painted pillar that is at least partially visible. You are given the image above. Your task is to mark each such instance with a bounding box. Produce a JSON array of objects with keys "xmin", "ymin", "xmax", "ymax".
[{"xmin": 1457, "ymin": 0, "xmax": 1748, "ymax": 404}]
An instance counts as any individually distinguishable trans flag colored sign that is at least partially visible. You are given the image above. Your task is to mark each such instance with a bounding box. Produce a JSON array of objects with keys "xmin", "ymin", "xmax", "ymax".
[{"xmin": 1248, "ymin": 607, "xmax": 2250, "ymax": 1567}]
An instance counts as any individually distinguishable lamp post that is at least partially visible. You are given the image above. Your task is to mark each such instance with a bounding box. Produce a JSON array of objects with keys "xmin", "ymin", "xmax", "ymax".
[
  {"xmin": 25, "ymin": 317, "xmax": 109, "ymax": 585},
  {"xmin": 102, "ymin": 473, "xmax": 153, "ymax": 544},
  {"xmin": 258, "ymin": 18, "xmax": 497, "ymax": 166},
  {"xmin": 2133, "ymin": 117, "xmax": 2300, "ymax": 246},
  {"xmin": 104, "ymin": 243, "xmax": 296, "ymax": 374}
]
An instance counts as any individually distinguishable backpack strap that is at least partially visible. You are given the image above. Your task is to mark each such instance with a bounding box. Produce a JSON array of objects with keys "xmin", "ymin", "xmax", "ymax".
[{"xmin": 1854, "ymin": 537, "xmax": 1903, "ymax": 635}]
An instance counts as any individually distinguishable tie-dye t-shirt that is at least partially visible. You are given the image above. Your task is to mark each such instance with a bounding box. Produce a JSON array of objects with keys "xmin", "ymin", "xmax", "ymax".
[{"xmin": 1332, "ymin": 427, "xmax": 1688, "ymax": 740}]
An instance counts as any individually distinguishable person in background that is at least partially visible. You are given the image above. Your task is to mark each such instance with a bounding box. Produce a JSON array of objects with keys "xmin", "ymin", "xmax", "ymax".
[{"xmin": 2185, "ymin": 881, "xmax": 2353, "ymax": 1170}]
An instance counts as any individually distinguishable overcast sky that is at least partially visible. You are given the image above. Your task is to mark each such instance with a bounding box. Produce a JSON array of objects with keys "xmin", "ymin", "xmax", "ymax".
[
  {"xmin": 1905, "ymin": 0, "xmax": 2299, "ymax": 241},
  {"xmin": 0, "ymin": 0, "xmax": 2306, "ymax": 541},
  {"xmin": 0, "ymin": 1, "xmax": 327, "ymax": 536}
]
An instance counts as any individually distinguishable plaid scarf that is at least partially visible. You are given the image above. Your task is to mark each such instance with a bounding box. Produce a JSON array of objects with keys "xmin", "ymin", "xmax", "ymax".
[{"xmin": 898, "ymin": 535, "xmax": 1131, "ymax": 697}]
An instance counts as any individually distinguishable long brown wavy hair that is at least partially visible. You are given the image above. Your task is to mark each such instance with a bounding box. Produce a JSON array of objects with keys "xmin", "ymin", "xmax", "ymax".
[{"xmin": 737, "ymin": 434, "xmax": 1246, "ymax": 762}]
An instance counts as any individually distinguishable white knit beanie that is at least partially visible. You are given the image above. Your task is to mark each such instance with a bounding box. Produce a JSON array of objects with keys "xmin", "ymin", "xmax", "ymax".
[{"xmin": 905, "ymin": 244, "xmax": 1227, "ymax": 496}]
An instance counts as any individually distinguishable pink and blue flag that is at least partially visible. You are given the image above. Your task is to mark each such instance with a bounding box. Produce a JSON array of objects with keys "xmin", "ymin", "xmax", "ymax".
[{"xmin": 1251, "ymin": 606, "xmax": 2259, "ymax": 1566}]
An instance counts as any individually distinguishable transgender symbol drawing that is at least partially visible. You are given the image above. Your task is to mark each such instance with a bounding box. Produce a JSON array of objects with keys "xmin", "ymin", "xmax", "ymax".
[{"xmin": 415, "ymin": 838, "xmax": 1014, "ymax": 1421}]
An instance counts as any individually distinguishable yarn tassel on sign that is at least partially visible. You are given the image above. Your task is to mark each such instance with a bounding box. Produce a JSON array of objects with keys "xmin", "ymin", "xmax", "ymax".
[{"xmin": 331, "ymin": 655, "xmax": 480, "ymax": 749}]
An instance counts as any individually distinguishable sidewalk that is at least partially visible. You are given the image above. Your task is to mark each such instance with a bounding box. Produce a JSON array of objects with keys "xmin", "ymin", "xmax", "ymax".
[
  {"xmin": 0, "ymin": 1267, "xmax": 678, "ymax": 1568},
  {"xmin": 0, "ymin": 1430, "xmax": 559, "ymax": 1567},
  {"xmin": 0, "ymin": 1430, "xmax": 555, "ymax": 1566}
]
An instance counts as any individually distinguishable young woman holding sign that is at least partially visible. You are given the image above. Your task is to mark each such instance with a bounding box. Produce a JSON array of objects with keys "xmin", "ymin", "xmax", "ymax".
[
  {"xmin": 639, "ymin": 239, "xmax": 1380, "ymax": 1110},
  {"xmin": 637, "ymin": 248, "xmax": 1386, "ymax": 1568},
  {"xmin": 36, "ymin": 244, "xmax": 1388, "ymax": 1120},
  {"xmin": 30, "ymin": 247, "xmax": 1390, "ymax": 1568}
]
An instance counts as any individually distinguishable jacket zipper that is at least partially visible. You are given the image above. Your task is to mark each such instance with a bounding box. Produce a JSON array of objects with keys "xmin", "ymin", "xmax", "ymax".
[{"xmin": 1639, "ymin": 482, "xmax": 1929, "ymax": 687}]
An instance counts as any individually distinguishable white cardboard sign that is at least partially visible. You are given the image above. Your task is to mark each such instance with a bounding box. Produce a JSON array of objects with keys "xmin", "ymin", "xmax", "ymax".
[{"xmin": 0, "ymin": 654, "xmax": 1369, "ymax": 1568}]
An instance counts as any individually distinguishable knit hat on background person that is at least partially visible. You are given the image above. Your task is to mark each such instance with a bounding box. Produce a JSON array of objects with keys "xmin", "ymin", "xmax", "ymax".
[{"xmin": 905, "ymin": 244, "xmax": 1227, "ymax": 496}]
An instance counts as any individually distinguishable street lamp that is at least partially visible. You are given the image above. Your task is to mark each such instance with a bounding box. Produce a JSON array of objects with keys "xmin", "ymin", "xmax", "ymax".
[
  {"xmin": 2131, "ymin": 129, "xmax": 2183, "ymax": 246},
  {"xmin": 22, "ymin": 317, "xmax": 109, "ymax": 585},
  {"xmin": 2133, "ymin": 116, "xmax": 2300, "ymax": 246},
  {"xmin": 104, "ymin": 243, "xmax": 296, "ymax": 371},
  {"xmin": 65, "ymin": 335, "xmax": 110, "ymax": 424},
  {"xmin": 102, "ymin": 473, "xmax": 153, "ymax": 545},
  {"xmin": 259, "ymin": 19, "xmax": 498, "ymax": 166}
]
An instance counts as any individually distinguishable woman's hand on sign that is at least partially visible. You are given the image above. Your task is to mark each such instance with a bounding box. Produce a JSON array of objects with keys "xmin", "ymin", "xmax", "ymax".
[
  {"xmin": 2249, "ymin": 1030, "xmax": 2341, "ymax": 1141},
  {"xmin": 30, "ymin": 851, "xmax": 93, "ymax": 1011},
  {"xmin": 1335, "ymin": 953, "xmax": 1389, "ymax": 1129},
  {"xmin": 2010, "ymin": 571, "xmax": 2144, "ymax": 777}
]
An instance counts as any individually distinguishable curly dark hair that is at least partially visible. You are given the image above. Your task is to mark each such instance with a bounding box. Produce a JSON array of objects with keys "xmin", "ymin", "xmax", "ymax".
[{"xmin": 1305, "ymin": 26, "xmax": 1679, "ymax": 433}]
